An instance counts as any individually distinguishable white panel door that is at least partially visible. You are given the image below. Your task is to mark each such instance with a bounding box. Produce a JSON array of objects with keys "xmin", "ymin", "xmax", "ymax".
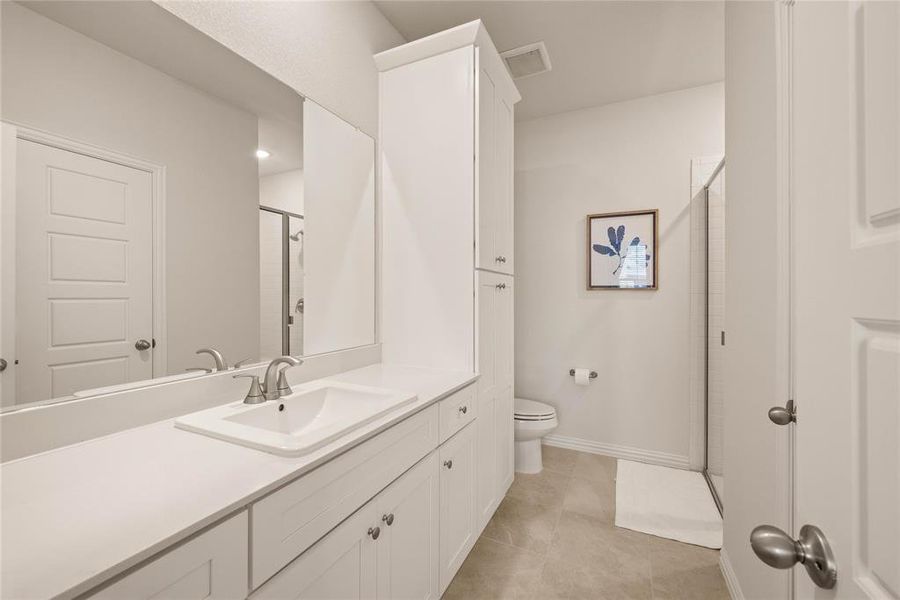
[
  {"xmin": 792, "ymin": 2, "xmax": 899, "ymax": 597},
  {"xmin": 303, "ymin": 100, "xmax": 376, "ymax": 355},
  {"xmin": 375, "ymin": 452, "xmax": 440, "ymax": 600},
  {"xmin": 253, "ymin": 500, "xmax": 378, "ymax": 600},
  {"xmin": 15, "ymin": 139, "xmax": 153, "ymax": 404},
  {"xmin": 438, "ymin": 422, "xmax": 477, "ymax": 594},
  {"xmin": 90, "ymin": 512, "xmax": 248, "ymax": 599},
  {"xmin": 1, "ymin": 124, "xmax": 17, "ymax": 407}
]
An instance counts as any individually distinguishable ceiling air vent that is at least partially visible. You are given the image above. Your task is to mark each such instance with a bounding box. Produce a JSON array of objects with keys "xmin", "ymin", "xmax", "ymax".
[{"xmin": 500, "ymin": 41, "xmax": 552, "ymax": 80}]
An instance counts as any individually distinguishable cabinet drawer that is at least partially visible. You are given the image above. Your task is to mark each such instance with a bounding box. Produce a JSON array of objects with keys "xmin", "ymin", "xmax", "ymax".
[
  {"xmin": 251, "ymin": 404, "xmax": 438, "ymax": 588},
  {"xmin": 438, "ymin": 384, "xmax": 476, "ymax": 443},
  {"xmin": 89, "ymin": 512, "xmax": 248, "ymax": 600}
]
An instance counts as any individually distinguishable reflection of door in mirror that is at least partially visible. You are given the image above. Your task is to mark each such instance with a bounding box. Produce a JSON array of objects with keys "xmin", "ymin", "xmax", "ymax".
[{"xmin": 5, "ymin": 137, "xmax": 154, "ymax": 407}]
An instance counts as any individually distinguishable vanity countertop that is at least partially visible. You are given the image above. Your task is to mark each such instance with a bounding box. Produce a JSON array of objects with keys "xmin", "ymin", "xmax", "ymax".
[{"xmin": 0, "ymin": 364, "xmax": 477, "ymax": 600}]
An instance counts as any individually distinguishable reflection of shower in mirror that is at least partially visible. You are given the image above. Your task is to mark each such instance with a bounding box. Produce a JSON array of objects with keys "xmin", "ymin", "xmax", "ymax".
[{"xmin": 289, "ymin": 229, "xmax": 304, "ymax": 241}]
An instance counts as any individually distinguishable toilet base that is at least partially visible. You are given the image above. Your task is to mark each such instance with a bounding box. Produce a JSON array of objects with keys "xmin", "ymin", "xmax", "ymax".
[{"xmin": 515, "ymin": 439, "xmax": 544, "ymax": 474}]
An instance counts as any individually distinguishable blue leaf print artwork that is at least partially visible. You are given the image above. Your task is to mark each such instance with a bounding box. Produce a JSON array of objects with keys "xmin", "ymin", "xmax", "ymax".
[{"xmin": 592, "ymin": 224, "xmax": 651, "ymax": 276}]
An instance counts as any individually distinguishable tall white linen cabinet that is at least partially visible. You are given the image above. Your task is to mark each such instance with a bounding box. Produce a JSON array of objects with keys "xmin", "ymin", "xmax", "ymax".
[{"xmin": 376, "ymin": 19, "xmax": 520, "ymax": 588}]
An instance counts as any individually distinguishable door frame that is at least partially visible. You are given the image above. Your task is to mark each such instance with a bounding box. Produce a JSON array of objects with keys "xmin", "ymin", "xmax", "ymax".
[{"xmin": 1, "ymin": 121, "xmax": 168, "ymax": 379}]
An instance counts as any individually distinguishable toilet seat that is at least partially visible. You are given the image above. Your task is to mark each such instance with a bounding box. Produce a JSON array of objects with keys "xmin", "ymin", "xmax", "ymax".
[{"xmin": 514, "ymin": 398, "xmax": 556, "ymax": 421}]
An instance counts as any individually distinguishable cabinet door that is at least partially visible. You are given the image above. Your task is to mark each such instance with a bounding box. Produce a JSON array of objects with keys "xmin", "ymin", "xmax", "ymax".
[
  {"xmin": 438, "ymin": 423, "xmax": 477, "ymax": 593},
  {"xmin": 494, "ymin": 96, "xmax": 515, "ymax": 274},
  {"xmin": 495, "ymin": 276, "xmax": 515, "ymax": 496},
  {"xmin": 475, "ymin": 271, "xmax": 500, "ymax": 530},
  {"xmin": 476, "ymin": 52, "xmax": 499, "ymax": 272},
  {"xmin": 252, "ymin": 503, "xmax": 378, "ymax": 600},
  {"xmin": 89, "ymin": 512, "xmax": 247, "ymax": 600},
  {"xmin": 375, "ymin": 453, "xmax": 440, "ymax": 600}
]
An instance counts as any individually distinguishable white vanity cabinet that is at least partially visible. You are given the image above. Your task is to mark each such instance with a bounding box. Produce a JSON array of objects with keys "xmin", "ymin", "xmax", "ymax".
[
  {"xmin": 253, "ymin": 453, "xmax": 440, "ymax": 600},
  {"xmin": 88, "ymin": 512, "xmax": 248, "ymax": 600}
]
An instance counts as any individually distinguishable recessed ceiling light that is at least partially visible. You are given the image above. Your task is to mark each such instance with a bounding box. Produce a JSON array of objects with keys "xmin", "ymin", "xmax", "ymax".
[{"xmin": 256, "ymin": 149, "xmax": 271, "ymax": 159}]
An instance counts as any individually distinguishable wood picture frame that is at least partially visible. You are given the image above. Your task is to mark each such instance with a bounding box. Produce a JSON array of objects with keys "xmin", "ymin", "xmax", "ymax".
[{"xmin": 586, "ymin": 209, "xmax": 658, "ymax": 290}]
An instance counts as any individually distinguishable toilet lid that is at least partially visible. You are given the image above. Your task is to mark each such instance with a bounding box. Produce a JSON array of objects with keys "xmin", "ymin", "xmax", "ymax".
[{"xmin": 514, "ymin": 398, "xmax": 556, "ymax": 419}]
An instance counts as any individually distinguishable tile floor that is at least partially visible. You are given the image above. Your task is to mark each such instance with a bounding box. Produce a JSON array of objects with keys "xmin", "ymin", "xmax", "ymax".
[{"xmin": 443, "ymin": 447, "xmax": 730, "ymax": 600}]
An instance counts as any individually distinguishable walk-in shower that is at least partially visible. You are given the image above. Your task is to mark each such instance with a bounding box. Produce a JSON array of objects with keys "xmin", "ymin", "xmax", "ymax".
[
  {"xmin": 259, "ymin": 206, "xmax": 304, "ymax": 358},
  {"xmin": 703, "ymin": 158, "xmax": 726, "ymax": 514}
]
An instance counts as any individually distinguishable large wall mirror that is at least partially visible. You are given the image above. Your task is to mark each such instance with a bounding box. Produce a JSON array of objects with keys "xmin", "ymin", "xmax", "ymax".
[{"xmin": 0, "ymin": 1, "xmax": 376, "ymax": 411}]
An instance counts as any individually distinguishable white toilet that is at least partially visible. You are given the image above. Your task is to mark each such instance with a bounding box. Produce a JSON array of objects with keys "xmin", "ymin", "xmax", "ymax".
[{"xmin": 513, "ymin": 397, "xmax": 559, "ymax": 474}]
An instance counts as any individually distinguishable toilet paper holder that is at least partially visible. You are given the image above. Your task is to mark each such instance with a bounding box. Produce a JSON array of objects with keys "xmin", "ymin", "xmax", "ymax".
[{"xmin": 569, "ymin": 369, "xmax": 598, "ymax": 379}]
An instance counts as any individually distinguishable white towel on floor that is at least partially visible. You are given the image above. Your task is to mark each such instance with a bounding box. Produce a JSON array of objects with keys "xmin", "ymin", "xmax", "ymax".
[{"xmin": 614, "ymin": 459, "xmax": 722, "ymax": 549}]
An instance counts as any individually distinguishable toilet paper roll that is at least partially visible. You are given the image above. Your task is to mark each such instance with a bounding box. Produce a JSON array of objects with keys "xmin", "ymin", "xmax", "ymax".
[{"xmin": 573, "ymin": 368, "xmax": 591, "ymax": 386}]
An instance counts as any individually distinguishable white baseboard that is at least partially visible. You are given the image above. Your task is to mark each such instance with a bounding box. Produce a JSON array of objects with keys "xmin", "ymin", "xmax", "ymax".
[
  {"xmin": 542, "ymin": 434, "xmax": 690, "ymax": 470},
  {"xmin": 719, "ymin": 548, "xmax": 744, "ymax": 600}
]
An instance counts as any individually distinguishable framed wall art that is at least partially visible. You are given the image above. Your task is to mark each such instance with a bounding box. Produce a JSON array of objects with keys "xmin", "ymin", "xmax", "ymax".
[{"xmin": 587, "ymin": 209, "xmax": 658, "ymax": 290}]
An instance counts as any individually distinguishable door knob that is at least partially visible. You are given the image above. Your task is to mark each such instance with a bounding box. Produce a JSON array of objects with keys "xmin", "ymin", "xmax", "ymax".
[
  {"xmin": 368, "ymin": 526, "xmax": 380, "ymax": 540},
  {"xmin": 443, "ymin": 459, "xmax": 453, "ymax": 469},
  {"xmin": 0, "ymin": 358, "xmax": 6, "ymax": 372},
  {"xmin": 134, "ymin": 339, "xmax": 152, "ymax": 351},
  {"xmin": 750, "ymin": 524, "xmax": 837, "ymax": 589},
  {"xmin": 382, "ymin": 513, "xmax": 394, "ymax": 526},
  {"xmin": 768, "ymin": 400, "xmax": 796, "ymax": 425}
]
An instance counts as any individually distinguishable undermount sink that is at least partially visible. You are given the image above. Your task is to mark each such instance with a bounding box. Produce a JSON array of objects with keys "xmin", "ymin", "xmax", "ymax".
[{"xmin": 175, "ymin": 380, "xmax": 418, "ymax": 457}]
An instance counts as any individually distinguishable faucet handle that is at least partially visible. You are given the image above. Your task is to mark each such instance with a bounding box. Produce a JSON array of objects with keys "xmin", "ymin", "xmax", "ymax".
[
  {"xmin": 232, "ymin": 357, "xmax": 254, "ymax": 369},
  {"xmin": 233, "ymin": 374, "xmax": 265, "ymax": 404},
  {"xmin": 276, "ymin": 368, "xmax": 293, "ymax": 397}
]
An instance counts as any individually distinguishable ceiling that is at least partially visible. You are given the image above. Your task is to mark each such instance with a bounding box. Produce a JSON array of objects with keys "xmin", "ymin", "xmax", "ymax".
[{"xmin": 374, "ymin": 1, "xmax": 724, "ymax": 121}]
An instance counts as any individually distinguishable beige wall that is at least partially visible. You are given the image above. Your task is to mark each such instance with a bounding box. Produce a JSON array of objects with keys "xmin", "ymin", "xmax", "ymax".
[
  {"xmin": 1, "ymin": 2, "xmax": 260, "ymax": 374},
  {"xmin": 157, "ymin": 1, "xmax": 406, "ymax": 138},
  {"xmin": 723, "ymin": 2, "xmax": 791, "ymax": 598},
  {"xmin": 514, "ymin": 83, "xmax": 724, "ymax": 463}
]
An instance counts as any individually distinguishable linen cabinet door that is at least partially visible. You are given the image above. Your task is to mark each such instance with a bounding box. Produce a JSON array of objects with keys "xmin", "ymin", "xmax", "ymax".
[
  {"xmin": 375, "ymin": 453, "xmax": 440, "ymax": 600},
  {"xmin": 494, "ymin": 95, "xmax": 515, "ymax": 275},
  {"xmin": 252, "ymin": 503, "xmax": 378, "ymax": 600},
  {"xmin": 438, "ymin": 423, "xmax": 477, "ymax": 593},
  {"xmin": 475, "ymin": 271, "xmax": 500, "ymax": 530},
  {"xmin": 476, "ymin": 51, "xmax": 500, "ymax": 272},
  {"xmin": 495, "ymin": 275, "xmax": 515, "ymax": 495}
]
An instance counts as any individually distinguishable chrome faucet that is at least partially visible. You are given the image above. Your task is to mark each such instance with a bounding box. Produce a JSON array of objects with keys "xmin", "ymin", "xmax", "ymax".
[
  {"xmin": 263, "ymin": 356, "xmax": 302, "ymax": 401},
  {"xmin": 196, "ymin": 348, "xmax": 227, "ymax": 371}
]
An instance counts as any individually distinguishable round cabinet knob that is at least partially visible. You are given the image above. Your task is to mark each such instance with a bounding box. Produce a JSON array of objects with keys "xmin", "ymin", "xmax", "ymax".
[
  {"xmin": 368, "ymin": 526, "xmax": 381, "ymax": 540},
  {"xmin": 458, "ymin": 405, "xmax": 467, "ymax": 414},
  {"xmin": 443, "ymin": 459, "xmax": 453, "ymax": 469},
  {"xmin": 382, "ymin": 513, "xmax": 394, "ymax": 526},
  {"xmin": 0, "ymin": 358, "xmax": 7, "ymax": 372},
  {"xmin": 134, "ymin": 339, "xmax": 152, "ymax": 351},
  {"xmin": 768, "ymin": 403, "xmax": 796, "ymax": 425}
]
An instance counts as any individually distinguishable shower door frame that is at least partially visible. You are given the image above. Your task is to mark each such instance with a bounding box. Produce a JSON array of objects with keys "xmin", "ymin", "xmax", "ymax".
[
  {"xmin": 701, "ymin": 158, "xmax": 725, "ymax": 517},
  {"xmin": 259, "ymin": 205, "xmax": 303, "ymax": 356}
]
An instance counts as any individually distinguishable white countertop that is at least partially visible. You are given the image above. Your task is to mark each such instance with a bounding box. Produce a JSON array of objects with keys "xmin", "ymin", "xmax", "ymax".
[{"xmin": 0, "ymin": 364, "xmax": 477, "ymax": 600}]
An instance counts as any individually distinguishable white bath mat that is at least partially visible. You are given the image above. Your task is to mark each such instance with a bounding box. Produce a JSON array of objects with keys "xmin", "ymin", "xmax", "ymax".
[{"xmin": 614, "ymin": 459, "xmax": 722, "ymax": 548}]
